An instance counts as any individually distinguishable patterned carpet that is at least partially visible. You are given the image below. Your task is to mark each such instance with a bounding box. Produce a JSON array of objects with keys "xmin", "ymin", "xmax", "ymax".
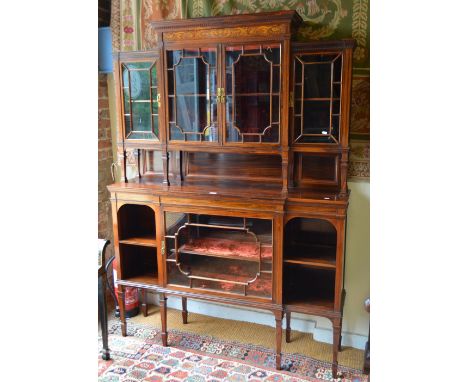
[{"xmin": 98, "ymin": 319, "xmax": 368, "ymax": 381}]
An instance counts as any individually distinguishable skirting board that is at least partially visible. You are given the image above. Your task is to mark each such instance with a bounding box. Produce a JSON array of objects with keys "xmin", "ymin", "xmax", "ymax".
[{"xmin": 145, "ymin": 293, "xmax": 367, "ymax": 350}]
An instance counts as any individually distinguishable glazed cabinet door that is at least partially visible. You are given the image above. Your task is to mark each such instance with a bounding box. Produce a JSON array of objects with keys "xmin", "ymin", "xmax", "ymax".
[
  {"xmin": 223, "ymin": 43, "xmax": 282, "ymax": 145},
  {"xmin": 116, "ymin": 52, "xmax": 163, "ymax": 143},
  {"xmin": 166, "ymin": 46, "xmax": 219, "ymax": 144},
  {"xmin": 291, "ymin": 49, "xmax": 344, "ymax": 145},
  {"xmin": 162, "ymin": 209, "xmax": 275, "ymax": 301}
]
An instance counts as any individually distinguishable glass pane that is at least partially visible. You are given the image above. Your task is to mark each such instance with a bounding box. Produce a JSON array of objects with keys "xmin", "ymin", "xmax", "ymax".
[
  {"xmin": 272, "ymin": 96, "xmax": 280, "ymax": 124},
  {"xmin": 293, "ymin": 53, "xmax": 342, "ymax": 144},
  {"xmin": 262, "ymin": 123, "xmax": 279, "ymax": 143},
  {"xmin": 170, "ymin": 123, "xmax": 184, "ymax": 140},
  {"xmin": 175, "ymin": 57, "xmax": 207, "ymax": 95},
  {"xmin": 332, "ymin": 115, "xmax": 340, "ymax": 141},
  {"xmin": 294, "ymin": 58, "xmax": 303, "ymax": 85},
  {"xmin": 167, "ymin": 49, "xmax": 217, "ymax": 142},
  {"xmin": 124, "ymin": 115, "xmax": 131, "ymax": 137},
  {"xmin": 234, "ymin": 55, "xmax": 270, "ymax": 94},
  {"xmin": 127, "ymin": 132, "xmax": 156, "ymax": 140},
  {"xmin": 121, "ymin": 61, "xmax": 159, "ymax": 140},
  {"xmin": 123, "ymin": 92, "xmax": 130, "ymax": 114},
  {"xmin": 132, "ymin": 102, "xmax": 152, "ymax": 132},
  {"xmin": 175, "ymin": 95, "xmax": 208, "ymax": 135},
  {"xmin": 333, "ymin": 84, "xmax": 341, "ymax": 98},
  {"xmin": 303, "ymin": 100, "xmax": 330, "ymax": 135},
  {"xmin": 332, "ymin": 100, "xmax": 341, "ymax": 115},
  {"xmin": 232, "ymin": 95, "xmax": 270, "ymax": 137},
  {"xmin": 333, "ymin": 55, "xmax": 342, "ymax": 81},
  {"xmin": 303, "ymin": 63, "xmax": 331, "ymax": 98},
  {"xmin": 226, "ymin": 45, "xmax": 280, "ymax": 143}
]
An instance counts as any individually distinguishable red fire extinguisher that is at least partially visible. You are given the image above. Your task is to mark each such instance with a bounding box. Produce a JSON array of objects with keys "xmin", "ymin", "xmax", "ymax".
[{"xmin": 112, "ymin": 261, "xmax": 139, "ymax": 318}]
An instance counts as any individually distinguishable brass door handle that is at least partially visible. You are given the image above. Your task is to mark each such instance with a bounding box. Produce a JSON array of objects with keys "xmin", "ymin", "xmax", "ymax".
[
  {"xmin": 216, "ymin": 88, "xmax": 225, "ymax": 103},
  {"xmin": 156, "ymin": 93, "xmax": 161, "ymax": 107}
]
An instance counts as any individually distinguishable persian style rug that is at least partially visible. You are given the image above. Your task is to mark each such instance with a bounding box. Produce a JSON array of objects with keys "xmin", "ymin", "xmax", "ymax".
[{"xmin": 98, "ymin": 320, "xmax": 368, "ymax": 381}]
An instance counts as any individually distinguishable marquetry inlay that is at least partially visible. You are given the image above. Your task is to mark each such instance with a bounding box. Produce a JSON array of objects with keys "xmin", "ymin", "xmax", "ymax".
[{"xmin": 163, "ymin": 24, "xmax": 288, "ymax": 41}]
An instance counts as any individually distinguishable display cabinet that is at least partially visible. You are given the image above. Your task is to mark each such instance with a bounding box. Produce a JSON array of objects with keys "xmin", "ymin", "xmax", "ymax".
[{"xmin": 109, "ymin": 10, "xmax": 354, "ymax": 378}]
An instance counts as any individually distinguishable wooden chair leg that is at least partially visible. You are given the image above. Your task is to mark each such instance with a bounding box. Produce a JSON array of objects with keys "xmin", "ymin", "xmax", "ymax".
[
  {"xmin": 332, "ymin": 319, "xmax": 342, "ymax": 379},
  {"xmin": 159, "ymin": 293, "xmax": 168, "ymax": 346},
  {"xmin": 285, "ymin": 311, "xmax": 291, "ymax": 343},
  {"xmin": 274, "ymin": 310, "xmax": 284, "ymax": 370},
  {"xmin": 117, "ymin": 285, "xmax": 127, "ymax": 337},
  {"xmin": 98, "ymin": 274, "xmax": 110, "ymax": 360},
  {"xmin": 139, "ymin": 288, "xmax": 148, "ymax": 317},
  {"xmin": 181, "ymin": 297, "xmax": 188, "ymax": 324}
]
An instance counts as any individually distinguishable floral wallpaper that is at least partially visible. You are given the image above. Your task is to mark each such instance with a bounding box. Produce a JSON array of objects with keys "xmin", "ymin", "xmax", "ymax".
[{"xmin": 111, "ymin": 0, "xmax": 370, "ymax": 179}]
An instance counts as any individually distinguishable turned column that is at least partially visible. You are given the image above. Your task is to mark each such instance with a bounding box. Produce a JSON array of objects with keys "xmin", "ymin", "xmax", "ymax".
[
  {"xmin": 162, "ymin": 149, "xmax": 170, "ymax": 185},
  {"xmin": 274, "ymin": 310, "xmax": 284, "ymax": 370},
  {"xmin": 285, "ymin": 311, "xmax": 291, "ymax": 343},
  {"xmin": 159, "ymin": 293, "xmax": 168, "ymax": 346},
  {"xmin": 139, "ymin": 288, "xmax": 148, "ymax": 317},
  {"xmin": 332, "ymin": 318, "xmax": 342, "ymax": 378},
  {"xmin": 117, "ymin": 284, "xmax": 127, "ymax": 336},
  {"xmin": 181, "ymin": 297, "xmax": 188, "ymax": 324}
]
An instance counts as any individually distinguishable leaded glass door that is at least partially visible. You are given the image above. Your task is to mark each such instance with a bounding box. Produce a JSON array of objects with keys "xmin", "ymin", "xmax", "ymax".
[
  {"xmin": 120, "ymin": 56, "xmax": 161, "ymax": 141},
  {"xmin": 166, "ymin": 47, "xmax": 218, "ymax": 143},
  {"xmin": 224, "ymin": 43, "xmax": 281, "ymax": 144},
  {"xmin": 291, "ymin": 52, "xmax": 343, "ymax": 144}
]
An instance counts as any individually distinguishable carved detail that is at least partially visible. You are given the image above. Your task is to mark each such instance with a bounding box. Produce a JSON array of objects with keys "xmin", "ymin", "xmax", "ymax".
[{"xmin": 164, "ymin": 24, "xmax": 287, "ymax": 41}]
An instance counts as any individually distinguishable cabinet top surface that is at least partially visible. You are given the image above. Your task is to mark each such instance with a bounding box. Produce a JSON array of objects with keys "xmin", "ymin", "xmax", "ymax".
[
  {"xmin": 108, "ymin": 177, "xmax": 349, "ymax": 205},
  {"xmin": 149, "ymin": 10, "xmax": 303, "ymax": 32}
]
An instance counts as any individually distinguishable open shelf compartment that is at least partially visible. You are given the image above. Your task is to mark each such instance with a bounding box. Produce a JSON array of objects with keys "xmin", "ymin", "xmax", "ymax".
[
  {"xmin": 118, "ymin": 204, "xmax": 157, "ymax": 247},
  {"xmin": 119, "ymin": 244, "xmax": 159, "ymax": 285},
  {"xmin": 117, "ymin": 204, "xmax": 159, "ymax": 285},
  {"xmin": 164, "ymin": 212, "xmax": 273, "ymax": 298},
  {"xmin": 283, "ymin": 264, "xmax": 335, "ymax": 310},
  {"xmin": 283, "ymin": 217, "xmax": 336, "ymax": 269}
]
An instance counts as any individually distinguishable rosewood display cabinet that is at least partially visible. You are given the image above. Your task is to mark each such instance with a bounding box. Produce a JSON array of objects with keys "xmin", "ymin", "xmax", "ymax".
[{"xmin": 108, "ymin": 10, "xmax": 354, "ymax": 378}]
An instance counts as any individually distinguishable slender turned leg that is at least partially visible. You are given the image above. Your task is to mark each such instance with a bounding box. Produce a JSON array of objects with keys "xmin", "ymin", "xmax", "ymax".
[
  {"xmin": 332, "ymin": 319, "xmax": 342, "ymax": 379},
  {"xmin": 285, "ymin": 311, "xmax": 291, "ymax": 343},
  {"xmin": 139, "ymin": 289, "xmax": 148, "ymax": 317},
  {"xmin": 162, "ymin": 150, "xmax": 170, "ymax": 186},
  {"xmin": 181, "ymin": 297, "xmax": 188, "ymax": 324},
  {"xmin": 159, "ymin": 293, "xmax": 168, "ymax": 346},
  {"xmin": 98, "ymin": 274, "xmax": 110, "ymax": 360},
  {"xmin": 117, "ymin": 285, "xmax": 127, "ymax": 337},
  {"xmin": 338, "ymin": 317, "xmax": 343, "ymax": 351},
  {"xmin": 274, "ymin": 310, "xmax": 284, "ymax": 370}
]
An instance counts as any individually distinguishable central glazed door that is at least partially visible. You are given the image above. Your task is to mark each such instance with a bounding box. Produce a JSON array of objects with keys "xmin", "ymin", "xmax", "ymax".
[{"xmin": 222, "ymin": 43, "xmax": 282, "ymax": 146}]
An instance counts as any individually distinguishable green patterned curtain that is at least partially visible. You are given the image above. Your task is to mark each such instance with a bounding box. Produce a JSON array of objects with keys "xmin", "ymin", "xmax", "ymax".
[{"xmin": 114, "ymin": 0, "xmax": 370, "ymax": 179}]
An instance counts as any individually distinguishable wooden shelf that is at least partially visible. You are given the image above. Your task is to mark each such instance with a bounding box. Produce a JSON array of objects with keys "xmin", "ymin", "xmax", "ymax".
[
  {"xmin": 284, "ymin": 243, "xmax": 335, "ymax": 269},
  {"xmin": 171, "ymin": 237, "xmax": 272, "ymax": 263},
  {"xmin": 284, "ymin": 297, "xmax": 334, "ymax": 310},
  {"xmin": 284, "ymin": 256, "xmax": 336, "ymax": 269},
  {"xmin": 119, "ymin": 235, "xmax": 157, "ymax": 247},
  {"xmin": 122, "ymin": 274, "xmax": 159, "ymax": 286}
]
